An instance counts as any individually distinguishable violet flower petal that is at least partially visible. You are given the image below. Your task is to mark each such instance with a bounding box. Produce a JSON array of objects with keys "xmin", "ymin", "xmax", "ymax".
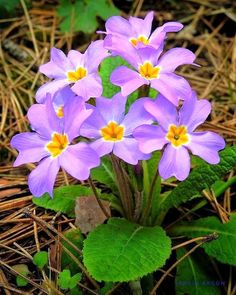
[
  {"xmin": 152, "ymin": 72, "xmax": 191, "ymax": 104},
  {"xmin": 128, "ymin": 11, "xmax": 153, "ymax": 37},
  {"xmin": 96, "ymin": 93, "xmax": 127, "ymax": 124},
  {"xmin": 67, "ymin": 50, "xmax": 85, "ymax": 69},
  {"xmin": 113, "ymin": 138, "xmax": 149, "ymax": 165},
  {"xmin": 157, "ymin": 48, "xmax": 196, "ymax": 72},
  {"xmin": 90, "ymin": 138, "xmax": 114, "ymax": 157},
  {"xmin": 150, "ymin": 22, "xmax": 183, "ymax": 46},
  {"xmin": 144, "ymin": 95, "xmax": 178, "ymax": 130},
  {"xmin": 188, "ymin": 131, "xmax": 225, "ymax": 164},
  {"xmin": 111, "ymin": 66, "xmax": 148, "ymax": 96},
  {"xmin": 59, "ymin": 143, "xmax": 100, "ymax": 180},
  {"xmin": 11, "ymin": 132, "xmax": 49, "ymax": 166},
  {"xmin": 179, "ymin": 91, "xmax": 211, "ymax": 132},
  {"xmin": 71, "ymin": 73, "xmax": 103, "ymax": 100},
  {"xmin": 133, "ymin": 124, "xmax": 167, "ymax": 154},
  {"xmin": 27, "ymin": 100, "xmax": 62, "ymax": 139},
  {"xmin": 104, "ymin": 35, "xmax": 140, "ymax": 68},
  {"xmin": 85, "ymin": 40, "xmax": 109, "ymax": 73},
  {"xmin": 122, "ymin": 97, "xmax": 153, "ymax": 135},
  {"xmin": 28, "ymin": 157, "xmax": 60, "ymax": 197},
  {"xmin": 159, "ymin": 144, "xmax": 190, "ymax": 180},
  {"xmin": 63, "ymin": 96, "xmax": 93, "ymax": 142},
  {"xmin": 35, "ymin": 79, "xmax": 69, "ymax": 103},
  {"xmin": 105, "ymin": 16, "xmax": 132, "ymax": 37}
]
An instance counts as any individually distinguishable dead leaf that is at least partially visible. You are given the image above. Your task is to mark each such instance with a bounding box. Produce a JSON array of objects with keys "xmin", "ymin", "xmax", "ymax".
[{"xmin": 75, "ymin": 196, "xmax": 111, "ymax": 234}]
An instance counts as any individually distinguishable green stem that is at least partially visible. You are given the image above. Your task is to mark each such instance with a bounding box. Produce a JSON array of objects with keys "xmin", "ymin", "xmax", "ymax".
[
  {"xmin": 88, "ymin": 177, "xmax": 110, "ymax": 218},
  {"xmin": 140, "ymin": 168, "xmax": 160, "ymax": 224},
  {"xmin": 138, "ymin": 84, "xmax": 150, "ymax": 97},
  {"xmin": 110, "ymin": 154, "xmax": 134, "ymax": 220}
]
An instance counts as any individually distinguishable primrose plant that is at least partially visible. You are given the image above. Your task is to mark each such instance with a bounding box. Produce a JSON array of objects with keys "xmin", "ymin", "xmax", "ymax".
[{"xmin": 11, "ymin": 11, "xmax": 236, "ymax": 293}]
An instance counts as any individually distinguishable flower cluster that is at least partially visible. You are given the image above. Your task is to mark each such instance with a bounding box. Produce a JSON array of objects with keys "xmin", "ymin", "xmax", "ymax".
[{"xmin": 11, "ymin": 12, "xmax": 225, "ymax": 197}]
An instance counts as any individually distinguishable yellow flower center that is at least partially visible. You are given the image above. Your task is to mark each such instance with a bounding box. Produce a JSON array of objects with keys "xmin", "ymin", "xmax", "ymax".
[
  {"xmin": 166, "ymin": 124, "xmax": 190, "ymax": 148},
  {"xmin": 130, "ymin": 35, "xmax": 149, "ymax": 47},
  {"xmin": 100, "ymin": 121, "xmax": 124, "ymax": 142},
  {"xmin": 67, "ymin": 67, "xmax": 87, "ymax": 82},
  {"xmin": 46, "ymin": 133, "xmax": 69, "ymax": 158},
  {"xmin": 139, "ymin": 61, "xmax": 160, "ymax": 80},
  {"xmin": 56, "ymin": 105, "xmax": 64, "ymax": 118}
]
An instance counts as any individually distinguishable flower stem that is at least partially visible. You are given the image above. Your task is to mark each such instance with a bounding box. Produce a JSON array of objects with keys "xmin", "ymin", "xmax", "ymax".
[
  {"xmin": 110, "ymin": 154, "xmax": 134, "ymax": 220},
  {"xmin": 88, "ymin": 177, "xmax": 110, "ymax": 218},
  {"xmin": 138, "ymin": 84, "xmax": 150, "ymax": 97},
  {"xmin": 140, "ymin": 168, "xmax": 160, "ymax": 224}
]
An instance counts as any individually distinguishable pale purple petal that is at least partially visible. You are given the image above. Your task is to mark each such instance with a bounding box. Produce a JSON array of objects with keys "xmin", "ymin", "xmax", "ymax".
[
  {"xmin": 53, "ymin": 86, "xmax": 76, "ymax": 109},
  {"xmin": 105, "ymin": 16, "xmax": 132, "ymax": 37},
  {"xmin": 188, "ymin": 132, "xmax": 225, "ymax": 164},
  {"xmin": 67, "ymin": 50, "xmax": 85, "ymax": 69},
  {"xmin": 11, "ymin": 132, "xmax": 49, "ymax": 166},
  {"xmin": 159, "ymin": 145, "xmax": 190, "ymax": 181},
  {"xmin": 151, "ymin": 73, "xmax": 192, "ymax": 104},
  {"xmin": 157, "ymin": 48, "xmax": 196, "ymax": 72},
  {"xmin": 62, "ymin": 97, "xmax": 92, "ymax": 141},
  {"xmin": 90, "ymin": 138, "xmax": 114, "ymax": 157},
  {"xmin": 113, "ymin": 138, "xmax": 149, "ymax": 165},
  {"xmin": 150, "ymin": 22, "xmax": 183, "ymax": 46},
  {"xmin": 39, "ymin": 61, "xmax": 66, "ymax": 79},
  {"xmin": 28, "ymin": 157, "xmax": 60, "ymax": 197},
  {"xmin": 71, "ymin": 73, "xmax": 102, "ymax": 100},
  {"xmin": 50, "ymin": 47, "xmax": 72, "ymax": 71},
  {"xmin": 122, "ymin": 97, "xmax": 154, "ymax": 135},
  {"xmin": 111, "ymin": 66, "xmax": 148, "ymax": 96},
  {"xmin": 138, "ymin": 46, "xmax": 163, "ymax": 65},
  {"xmin": 104, "ymin": 35, "xmax": 140, "ymax": 68},
  {"xmin": 85, "ymin": 40, "xmax": 109, "ymax": 73},
  {"xmin": 27, "ymin": 98, "xmax": 62, "ymax": 138},
  {"xmin": 129, "ymin": 11, "xmax": 153, "ymax": 38},
  {"xmin": 96, "ymin": 93, "xmax": 127, "ymax": 124},
  {"xmin": 144, "ymin": 95, "xmax": 178, "ymax": 130},
  {"xmin": 179, "ymin": 91, "xmax": 211, "ymax": 132},
  {"xmin": 59, "ymin": 143, "xmax": 100, "ymax": 180},
  {"xmin": 80, "ymin": 107, "xmax": 106, "ymax": 138},
  {"xmin": 133, "ymin": 124, "xmax": 167, "ymax": 153},
  {"xmin": 35, "ymin": 79, "xmax": 69, "ymax": 103}
]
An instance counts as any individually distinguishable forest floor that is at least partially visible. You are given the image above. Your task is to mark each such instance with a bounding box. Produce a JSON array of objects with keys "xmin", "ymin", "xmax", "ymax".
[{"xmin": 0, "ymin": 0, "xmax": 236, "ymax": 294}]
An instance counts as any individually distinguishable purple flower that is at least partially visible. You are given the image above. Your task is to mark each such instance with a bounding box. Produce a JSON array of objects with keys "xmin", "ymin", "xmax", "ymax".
[
  {"xmin": 11, "ymin": 96, "xmax": 100, "ymax": 197},
  {"xmin": 36, "ymin": 41, "xmax": 109, "ymax": 103},
  {"xmin": 133, "ymin": 92, "xmax": 225, "ymax": 180},
  {"xmin": 106, "ymin": 43, "xmax": 196, "ymax": 105},
  {"xmin": 80, "ymin": 93, "xmax": 153, "ymax": 165},
  {"xmin": 99, "ymin": 11, "xmax": 183, "ymax": 49}
]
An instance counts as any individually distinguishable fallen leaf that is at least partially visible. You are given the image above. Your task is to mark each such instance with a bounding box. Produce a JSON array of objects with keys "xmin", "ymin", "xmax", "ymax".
[{"xmin": 75, "ymin": 196, "xmax": 110, "ymax": 234}]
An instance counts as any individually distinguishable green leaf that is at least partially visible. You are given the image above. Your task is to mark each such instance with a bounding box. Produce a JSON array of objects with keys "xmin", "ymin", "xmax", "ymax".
[
  {"xmin": 57, "ymin": 0, "xmax": 120, "ymax": 34},
  {"xmin": 0, "ymin": 0, "xmax": 20, "ymax": 12},
  {"xmin": 33, "ymin": 251, "xmax": 48, "ymax": 269},
  {"xmin": 99, "ymin": 56, "xmax": 128, "ymax": 98},
  {"xmin": 70, "ymin": 273, "xmax": 82, "ymax": 289},
  {"xmin": 176, "ymin": 248, "xmax": 221, "ymax": 295},
  {"xmin": 58, "ymin": 269, "xmax": 81, "ymax": 290},
  {"xmin": 61, "ymin": 228, "xmax": 84, "ymax": 275},
  {"xmin": 83, "ymin": 218, "xmax": 171, "ymax": 282},
  {"xmin": 33, "ymin": 185, "xmax": 95, "ymax": 217},
  {"xmin": 12, "ymin": 264, "xmax": 29, "ymax": 287},
  {"xmin": 156, "ymin": 146, "xmax": 236, "ymax": 222},
  {"xmin": 170, "ymin": 214, "xmax": 236, "ymax": 266},
  {"xmin": 91, "ymin": 156, "xmax": 117, "ymax": 193},
  {"xmin": 16, "ymin": 276, "xmax": 28, "ymax": 287},
  {"xmin": 58, "ymin": 269, "xmax": 71, "ymax": 290}
]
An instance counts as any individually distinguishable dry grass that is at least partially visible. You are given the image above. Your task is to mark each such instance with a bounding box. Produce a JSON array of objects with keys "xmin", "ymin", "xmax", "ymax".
[{"xmin": 0, "ymin": 0, "xmax": 236, "ymax": 294}]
